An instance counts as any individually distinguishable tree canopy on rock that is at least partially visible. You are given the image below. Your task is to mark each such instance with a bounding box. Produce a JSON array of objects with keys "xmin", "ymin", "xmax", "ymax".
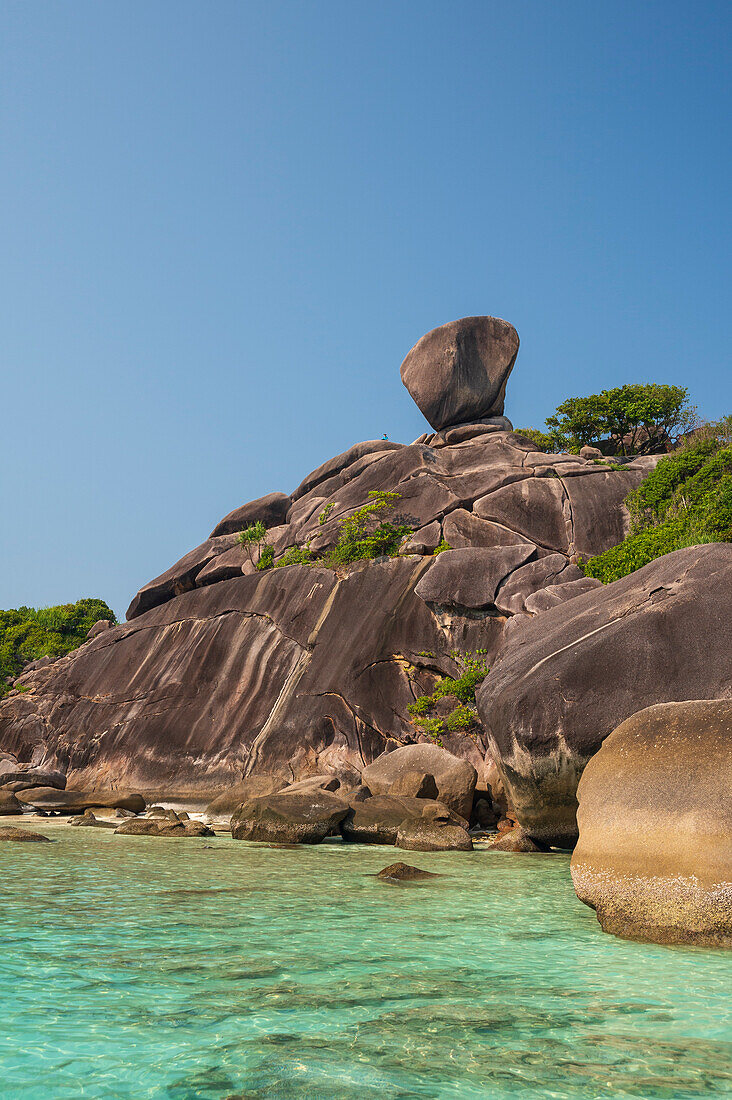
[
  {"xmin": 519, "ymin": 383, "xmax": 697, "ymax": 455},
  {"xmin": 0, "ymin": 598, "xmax": 116, "ymax": 696}
]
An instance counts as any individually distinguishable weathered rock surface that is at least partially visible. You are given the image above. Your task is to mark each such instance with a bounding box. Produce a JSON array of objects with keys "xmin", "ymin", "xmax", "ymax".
[
  {"xmin": 115, "ymin": 817, "xmax": 214, "ymax": 838},
  {"xmin": 0, "ymin": 791, "xmax": 22, "ymax": 815},
  {"xmin": 362, "ymin": 744, "xmax": 477, "ymax": 820},
  {"xmin": 396, "ymin": 820, "xmax": 473, "ymax": 851},
  {"xmin": 0, "ymin": 825, "xmax": 51, "ymax": 842},
  {"xmin": 0, "ymin": 768, "xmax": 66, "ymax": 791},
  {"xmin": 400, "ymin": 316, "xmax": 519, "ymax": 430},
  {"xmin": 209, "ymin": 492, "xmax": 291, "ymax": 538},
  {"xmin": 230, "ymin": 790, "xmax": 349, "ymax": 844},
  {"xmin": 488, "ymin": 828, "xmax": 549, "ymax": 853},
  {"xmin": 477, "ymin": 544, "xmax": 732, "ymax": 847},
  {"xmin": 376, "ymin": 861, "xmax": 439, "ymax": 881},
  {"xmin": 414, "ymin": 546, "xmax": 534, "ymax": 612},
  {"xmin": 341, "ymin": 795, "xmax": 465, "ymax": 845},
  {"xmin": 571, "ymin": 700, "xmax": 732, "ymax": 947},
  {"xmin": 15, "ymin": 788, "xmax": 146, "ymax": 814},
  {"xmin": 205, "ymin": 777, "xmax": 286, "ymax": 819},
  {"xmin": 0, "ymin": 319, "xmax": 657, "ymax": 799}
]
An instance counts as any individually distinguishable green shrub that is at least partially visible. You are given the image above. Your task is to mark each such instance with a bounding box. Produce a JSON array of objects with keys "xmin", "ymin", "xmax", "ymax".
[
  {"xmin": 0, "ymin": 599, "xmax": 116, "ymax": 697},
  {"xmin": 238, "ymin": 521, "xmax": 270, "ymax": 569},
  {"xmin": 433, "ymin": 539, "xmax": 451, "ymax": 555},
  {"xmin": 581, "ymin": 424, "xmax": 732, "ymax": 582},
  {"xmin": 407, "ymin": 651, "xmax": 489, "ymax": 744},
  {"xmin": 324, "ymin": 491, "xmax": 413, "ymax": 567},
  {"xmin": 274, "ymin": 545, "xmax": 315, "ymax": 568}
]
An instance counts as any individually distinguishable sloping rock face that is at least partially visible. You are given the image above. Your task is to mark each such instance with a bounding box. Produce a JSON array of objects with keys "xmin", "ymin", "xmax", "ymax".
[
  {"xmin": 476, "ymin": 544, "xmax": 732, "ymax": 847},
  {"xmin": 0, "ymin": 313, "xmax": 664, "ymax": 796},
  {"xmin": 0, "ymin": 430, "xmax": 654, "ymax": 796},
  {"xmin": 571, "ymin": 701, "xmax": 732, "ymax": 947}
]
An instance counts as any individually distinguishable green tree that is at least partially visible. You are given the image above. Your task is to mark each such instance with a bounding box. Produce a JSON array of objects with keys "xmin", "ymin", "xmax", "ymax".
[
  {"xmin": 544, "ymin": 384, "xmax": 696, "ymax": 456},
  {"xmin": 0, "ymin": 598, "xmax": 116, "ymax": 696}
]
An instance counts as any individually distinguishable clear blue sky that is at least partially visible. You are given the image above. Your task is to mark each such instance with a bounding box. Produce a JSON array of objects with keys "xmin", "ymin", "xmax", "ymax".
[{"xmin": 2, "ymin": 1, "xmax": 730, "ymax": 618}]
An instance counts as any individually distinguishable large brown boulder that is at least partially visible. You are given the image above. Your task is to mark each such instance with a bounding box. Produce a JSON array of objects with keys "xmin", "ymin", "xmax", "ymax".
[
  {"xmin": 230, "ymin": 790, "xmax": 349, "ymax": 844},
  {"xmin": 477, "ymin": 544, "xmax": 732, "ymax": 847},
  {"xmin": 205, "ymin": 777, "xmax": 286, "ymax": 819},
  {"xmin": 571, "ymin": 701, "xmax": 732, "ymax": 947},
  {"xmin": 400, "ymin": 316, "xmax": 519, "ymax": 430},
  {"xmin": 209, "ymin": 492, "xmax": 291, "ymax": 538},
  {"xmin": 396, "ymin": 820, "xmax": 473, "ymax": 852},
  {"xmin": 0, "ymin": 768, "xmax": 66, "ymax": 791},
  {"xmin": 340, "ymin": 795, "xmax": 466, "ymax": 845},
  {"xmin": 0, "ymin": 790, "xmax": 22, "ymax": 815},
  {"xmin": 414, "ymin": 545, "xmax": 534, "ymax": 611},
  {"xmin": 362, "ymin": 744, "xmax": 477, "ymax": 820},
  {"xmin": 115, "ymin": 818, "xmax": 214, "ymax": 838},
  {"xmin": 15, "ymin": 788, "xmax": 146, "ymax": 814},
  {"xmin": 0, "ymin": 825, "xmax": 51, "ymax": 842}
]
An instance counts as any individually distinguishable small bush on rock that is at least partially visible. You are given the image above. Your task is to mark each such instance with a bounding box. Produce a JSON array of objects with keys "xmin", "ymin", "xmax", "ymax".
[
  {"xmin": 581, "ymin": 421, "xmax": 732, "ymax": 582},
  {"xmin": 408, "ymin": 651, "xmax": 489, "ymax": 744}
]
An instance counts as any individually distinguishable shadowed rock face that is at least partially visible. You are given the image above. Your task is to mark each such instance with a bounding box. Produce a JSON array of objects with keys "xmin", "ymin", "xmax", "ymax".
[
  {"xmin": 571, "ymin": 700, "xmax": 732, "ymax": 947},
  {"xmin": 0, "ymin": 424, "xmax": 654, "ymax": 797},
  {"xmin": 476, "ymin": 544, "xmax": 732, "ymax": 848},
  {"xmin": 400, "ymin": 316, "xmax": 519, "ymax": 431}
]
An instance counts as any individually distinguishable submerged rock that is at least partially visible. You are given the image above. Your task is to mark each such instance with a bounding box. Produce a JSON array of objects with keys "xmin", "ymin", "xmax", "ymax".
[
  {"xmin": 115, "ymin": 818, "xmax": 214, "ymax": 838},
  {"xmin": 571, "ymin": 700, "xmax": 732, "ymax": 947},
  {"xmin": 376, "ymin": 862, "xmax": 439, "ymax": 882},
  {"xmin": 0, "ymin": 825, "xmax": 51, "ymax": 842},
  {"xmin": 488, "ymin": 829, "xmax": 549, "ymax": 853}
]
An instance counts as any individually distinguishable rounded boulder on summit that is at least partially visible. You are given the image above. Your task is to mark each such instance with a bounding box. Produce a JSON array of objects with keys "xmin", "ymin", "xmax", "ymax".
[{"xmin": 399, "ymin": 315, "xmax": 519, "ymax": 431}]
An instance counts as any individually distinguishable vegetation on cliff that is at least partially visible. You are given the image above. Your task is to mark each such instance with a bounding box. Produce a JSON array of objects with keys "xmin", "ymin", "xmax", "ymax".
[
  {"xmin": 518, "ymin": 383, "xmax": 697, "ymax": 455},
  {"xmin": 0, "ymin": 599, "xmax": 116, "ymax": 696},
  {"xmin": 581, "ymin": 417, "xmax": 732, "ymax": 582},
  {"xmin": 242, "ymin": 491, "xmax": 414, "ymax": 572},
  {"xmin": 408, "ymin": 651, "xmax": 489, "ymax": 745}
]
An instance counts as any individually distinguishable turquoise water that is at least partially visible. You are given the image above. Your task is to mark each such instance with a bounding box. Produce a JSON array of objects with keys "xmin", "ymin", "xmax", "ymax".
[{"xmin": 1, "ymin": 821, "xmax": 730, "ymax": 1099}]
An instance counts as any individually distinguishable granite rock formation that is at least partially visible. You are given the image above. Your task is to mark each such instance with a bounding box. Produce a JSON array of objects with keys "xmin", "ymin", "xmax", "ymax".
[
  {"xmin": 0, "ymin": 316, "xmax": 663, "ymax": 805},
  {"xmin": 400, "ymin": 316, "xmax": 519, "ymax": 431},
  {"xmin": 476, "ymin": 544, "xmax": 732, "ymax": 847},
  {"xmin": 571, "ymin": 700, "xmax": 732, "ymax": 946}
]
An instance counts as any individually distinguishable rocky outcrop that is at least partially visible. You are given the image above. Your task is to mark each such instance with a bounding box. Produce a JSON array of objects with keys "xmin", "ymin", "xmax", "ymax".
[
  {"xmin": 340, "ymin": 794, "xmax": 467, "ymax": 845},
  {"xmin": 230, "ymin": 790, "xmax": 350, "ymax": 844},
  {"xmin": 488, "ymin": 829, "xmax": 549, "ymax": 853},
  {"xmin": 571, "ymin": 701, "xmax": 732, "ymax": 947},
  {"xmin": 205, "ymin": 777, "xmax": 286, "ymax": 819},
  {"xmin": 362, "ymin": 743, "xmax": 477, "ymax": 820},
  {"xmin": 376, "ymin": 862, "xmax": 439, "ymax": 881},
  {"xmin": 15, "ymin": 788, "xmax": 146, "ymax": 814},
  {"xmin": 400, "ymin": 316, "xmax": 519, "ymax": 430},
  {"xmin": 209, "ymin": 492, "xmax": 291, "ymax": 538},
  {"xmin": 115, "ymin": 817, "xmax": 214, "ymax": 838},
  {"xmin": 476, "ymin": 544, "xmax": 732, "ymax": 847},
  {"xmin": 0, "ymin": 825, "xmax": 51, "ymax": 842},
  {"xmin": 0, "ymin": 316, "xmax": 658, "ymax": 798},
  {"xmin": 0, "ymin": 791, "xmax": 22, "ymax": 815}
]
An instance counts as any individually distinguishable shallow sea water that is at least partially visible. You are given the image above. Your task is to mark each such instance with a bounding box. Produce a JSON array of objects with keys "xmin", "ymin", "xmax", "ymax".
[{"xmin": 0, "ymin": 821, "xmax": 730, "ymax": 1100}]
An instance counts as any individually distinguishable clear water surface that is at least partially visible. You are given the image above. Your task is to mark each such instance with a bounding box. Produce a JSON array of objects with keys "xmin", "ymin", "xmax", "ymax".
[{"xmin": 0, "ymin": 820, "xmax": 730, "ymax": 1099}]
